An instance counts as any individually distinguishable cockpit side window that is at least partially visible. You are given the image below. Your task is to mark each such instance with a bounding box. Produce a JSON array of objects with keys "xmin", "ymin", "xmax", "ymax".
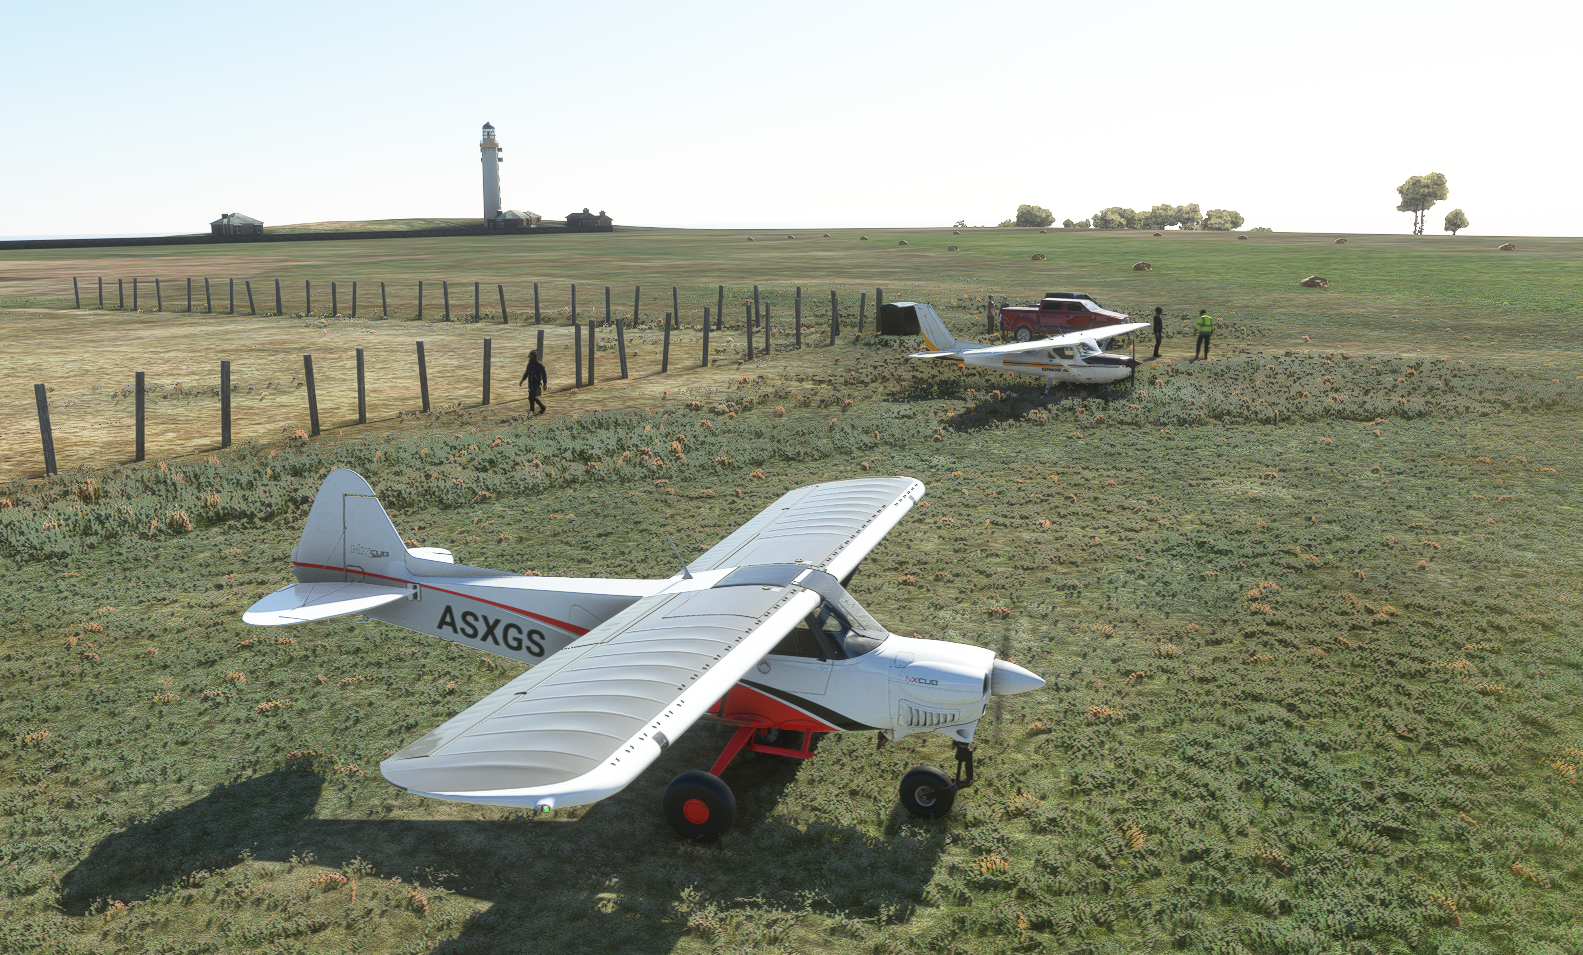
[{"xmin": 769, "ymin": 624, "xmax": 826, "ymax": 659}]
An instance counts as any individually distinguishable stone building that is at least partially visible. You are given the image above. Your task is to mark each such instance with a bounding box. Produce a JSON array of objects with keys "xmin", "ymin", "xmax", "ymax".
[
  {"xmin": 210, "ymin": 212, "xmax": 263, "ymax": 236},
  {"xmin": 565, "ymin": 208, "xmax": 613, "ymax": 231}
]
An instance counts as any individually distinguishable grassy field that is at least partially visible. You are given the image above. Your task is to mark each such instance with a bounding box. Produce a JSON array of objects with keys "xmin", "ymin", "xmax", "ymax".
[{"xmin": 2, "ymin": 229, "xmax": 1582, "ymax": 954}]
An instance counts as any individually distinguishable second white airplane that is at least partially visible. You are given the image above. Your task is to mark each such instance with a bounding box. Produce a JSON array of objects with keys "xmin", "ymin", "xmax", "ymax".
[{"xmin": 904, "ymin": 302, "xmax": 1148, "ymax": 391}]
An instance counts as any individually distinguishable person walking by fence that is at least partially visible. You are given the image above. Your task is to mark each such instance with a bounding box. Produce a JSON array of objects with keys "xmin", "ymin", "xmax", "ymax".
[
  {"xmin": 518, "ymin": 350, "xmax": 547, "ymax": 415},
  {"xmin": 1152, "ymin": 306, "xmax": 1164, "ymax": 358},
  {"xmin": 1193, "ymin": 309, "xmax": 1214, "ymax": 360}
]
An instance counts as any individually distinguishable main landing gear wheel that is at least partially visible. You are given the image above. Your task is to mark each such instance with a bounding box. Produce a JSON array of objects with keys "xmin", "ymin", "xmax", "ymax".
[
  {"xmin": 1014, "ymin": 326, "xmax": 1033, "ymax": 343},
  {"xmin": 663, "ymin": 770, "xmax": 736, "ymax": 840},
  {"xmin": 899, "ymin": 765, "xmax": 955, "ymax": 819}
]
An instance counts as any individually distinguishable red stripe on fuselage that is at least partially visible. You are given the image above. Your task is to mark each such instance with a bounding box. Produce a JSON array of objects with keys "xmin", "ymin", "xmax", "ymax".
[
  {"xmin": 717, "ymin": 682, "xmax": 839, "ymax": 733},
  {"xmin": 291, "ymin": 561, "xmax": 588, "ymax": 636}
]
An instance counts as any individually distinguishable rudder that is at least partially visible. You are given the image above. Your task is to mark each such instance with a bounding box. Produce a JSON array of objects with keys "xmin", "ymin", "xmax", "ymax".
[
  {"xmin": 911, "ymin": 304, "xmax": 959, "ymax": 353},
  {"xmin": 293, "ymin": 469, "xmax": 409, "ymax": 585}
]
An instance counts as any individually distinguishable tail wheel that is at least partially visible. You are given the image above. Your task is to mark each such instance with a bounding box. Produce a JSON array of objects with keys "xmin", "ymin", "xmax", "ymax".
[
  {"xmin": 899, "ymin": 765, "xmax": 955, "ymax": 819},
  {"xmin": 663, "ymin": 770, "xmax": 736, "ymax": 840},
  {"xmin": 1014, "ymin": 325, "xmax": 1033, "ymax": 343}
]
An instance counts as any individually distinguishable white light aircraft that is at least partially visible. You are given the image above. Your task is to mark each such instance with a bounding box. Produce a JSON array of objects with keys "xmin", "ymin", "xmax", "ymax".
[
  {"xmin": 244, "ymin": 469, "xmax": 1045, "ymax": 838},
  {"xmin": 902, "ymin": 302, "xmax": 1149, "ymax": 391}
]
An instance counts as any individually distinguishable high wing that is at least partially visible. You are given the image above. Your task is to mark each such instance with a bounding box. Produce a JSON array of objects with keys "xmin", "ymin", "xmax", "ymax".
[
  {"xmin": 908, "ymin": 322, "xmax": 1150, "ymax": 359},
  {"xmin": 685, "ymin": 476, "xmax": 924, "ymax": 582},
  {"xmin": 380, "ymin": 575, "xmax": 824, "ymax": 810}
]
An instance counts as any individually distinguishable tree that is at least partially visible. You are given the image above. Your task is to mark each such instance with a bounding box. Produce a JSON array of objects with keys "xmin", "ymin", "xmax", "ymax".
[
  {"xmin": 997, "ymin": 219, "xmax": 1015, "ymax": 227},
  {"xmin": 1443, "ymin": 208, "xmax": 1468, "ymax": 236},
  {"xmin": 1014, "ymin": 204, "xmax": 1055, "ymax": 227},
  {"xmin": 1396, "ymin": 173, "xmax": 1449, "ymax": 235},
  {"xmin": 1061, "ymin": 218, "xmax": 1075, "ymax": 229},
  {"xmin": 1077, "ymin": 219, "xmax": 1091, "ymax": 229},
  {"xmin": 1201, "ymin": 209, "xmax": 1245, "ymax": 231},
  {"xmin": 1091, "ymin": 207, "xmax": 1139, "ymax": 230},
  {"xmin": 1140, "ymin": 204, "xmax": 1179, "ymax": 230},
  {"xmin": 1173, "ymin": 203, "xmax": 1203, "ymax": 231},
  {"xmin": 953, "ymin": 220, "xmax": 966, "ymax": 228}
]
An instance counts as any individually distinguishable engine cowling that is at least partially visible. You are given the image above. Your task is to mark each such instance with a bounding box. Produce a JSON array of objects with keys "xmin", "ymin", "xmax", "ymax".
[{"xmin": 893, "ymin": 659, "xmax": 986, "ymax": 705}]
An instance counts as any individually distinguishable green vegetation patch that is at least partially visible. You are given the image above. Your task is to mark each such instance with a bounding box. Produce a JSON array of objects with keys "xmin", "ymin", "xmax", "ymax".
[{"xmin": 3, "ymin": 339, "xmax": 1582, "ymax": 954}]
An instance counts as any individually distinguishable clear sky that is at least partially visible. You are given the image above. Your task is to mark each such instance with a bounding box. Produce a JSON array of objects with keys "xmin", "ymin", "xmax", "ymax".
[{"xmin": 3, "ymin": 0, "xmax": 1575, "ymax": 237}]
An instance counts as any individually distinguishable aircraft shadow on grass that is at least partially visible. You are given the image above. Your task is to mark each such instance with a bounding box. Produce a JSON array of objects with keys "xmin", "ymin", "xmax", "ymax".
[{"xmin": 61, "ymin": 730, "xmax": 948, "ymax": 955}]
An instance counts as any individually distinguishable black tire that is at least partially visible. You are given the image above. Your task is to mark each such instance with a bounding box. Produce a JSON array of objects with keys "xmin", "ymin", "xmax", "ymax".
[
  {"xmin": 663, "ymin": 770, "xmax": 735, "ymax": 840},
  {"xmin": 899, "ymin": 765, "xmax": 955, "ymax": 819},
  {"xmin": 1014, "ymin": 326, "xmax": 1033, "ymax": 343}
]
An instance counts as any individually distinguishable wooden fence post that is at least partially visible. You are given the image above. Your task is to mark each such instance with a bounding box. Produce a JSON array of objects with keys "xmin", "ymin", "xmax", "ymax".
[
  {"xmin": 332, "ymin": 282, "xmax": 338, "ymax": 317},
  {"xmin": 536, "ymin": 329, "xmax": 544, "ymax": 368},
  {"xmin": 753, "ymin": 285, "xmax": 760, "ymax": 331},
  {"xmin": 830, "ymin": 290, "xmax": 839, "ymax": 343},
  {"xmin": 132, "ymin": 277, "xmax": 139, "ymax": 311},
  {"xmin": 118, "ymin": 278, "xmax": 124, "ymax": 310},
  {"xmin": 746, "ymin": 304, "xmax": 754, "ymax": 360},
  {"xmin": 672, "ymin": 286, "xmax": 679, "ymax": 330},
  {"xmin": 98, "ymin": 276, "xmax": 104, "ymax": 309},
  {"xmin": 303, "ymin": 354, "xmax": 320, "ymax": 436},
  {"xmin": 443, "ymin": 281, "xmax": 451, "ymax": 321},
  {"xmin": 473, "ymin": 281, "xmax": 480, "ymax": 322},
  {"xmin": 859, "ymin": 292, "xmax": 866, "ymax": 334},
  {"xmin": 135, "ymin": 371, "xmax": 145, "ymax": 462},
  {"xmin": 186, "ymin": 277, "xmax": 191, "ymax": 313},
  {"xmin": 616, "ymin": 321, "xmax": 629, "ymax": 379},
  {"xmin": 34, "ymin": 384, "xmax": 56, "ymax": 477},
  {"xmin": 220, "ymin": 360, "xmax": 231, "ymax": 448},
  {"xmin": 717, "ymin": 285, "xmax": 724, "ymax": 330},
  {"xmin": 662, "ymin": 314, "xmax": 671, "ymax": 372},
  {"xmin": 702, "ymin": 308, "xmax": 710, "ymax": 366},
  {"xmin": 245, "ymin": 281, "xmax": 255, "ymax": 315},
  {"xmin": 875, "ymin": 287, "xmax": 884, "ymax": 324},
  {"xmin": 417, "ymin": 280, "xmax": 424, "ymax": 320},
  {"xmin": 73, "ymin": 277, "xmax": 80, "ymax": 309},
  {"xmin": 632, "ymin": 285, "xmax": 640, "ymax": 328},
  {"xmin": 203, "ymin": 278, "xmax": 211, "ymax": 313},
  {"xmin": 795, "ymin": 287, "xmax": 802, "ymax": 348},
  {"xmin": 381, "ymin": 281, "xmax": 388, "ymax": 318},
  {"xmin": 605, "ymin": 286, "xmax": 612, "ymax": 327},
  {"xmin": 571, "ymin": 283, "xmax": 577, "ymax": 324},
  {"xmin": 574, "ymin": 323, "xmax": 583, "ymax": 388},
  {"xmin": 274, "ymin": 278, "xmax": 282, "ymax": 316},
  {"xmin": 304, "ymin": 279, "xmax": 309, "ymax": 315},
  {"xmin": 764, "ymin": 304, "xmax": 771, "ymax": 355},
  {"xmin": 356, "ymin": 348, "xmax": 366, "ymax": 424},
  {"xmin": 483, "ymin": 338, "xmax": 492, "ymax": 405},
  {"xmin": 228, "ymin": 278, "xmax": 234, "ymax": 315},
  {"xmin": 351, "ymin": 281, "xmax": 357, "ymax": 318},
  {"xmin": 533, "ymin": 281, "xmax": 540, "ymax": 324},
  {"xmin": 587, "ymin": 319, "xmax": 596, "ymax": 383},
  {"xmin": 156, "ymin": 278, "xmax": 163, "ymax": 312},
  {"xmin": 498, "ymin": 284, "xmax": 507, "ymax": 323},
  {"xmin": 416, "ymin": 341, "xmax": 430, "ymax": 412}
]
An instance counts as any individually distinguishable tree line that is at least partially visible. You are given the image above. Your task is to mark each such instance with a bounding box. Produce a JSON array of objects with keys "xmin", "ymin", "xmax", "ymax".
[{"xmin": 998, "ymin": 203, "xmax": 1245, "ymax": 231}]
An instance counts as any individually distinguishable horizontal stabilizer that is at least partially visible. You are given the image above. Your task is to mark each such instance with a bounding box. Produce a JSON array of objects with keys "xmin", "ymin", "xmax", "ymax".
[{"xmin": 244, "ymin": 582, "xmax": 410, "ymax": 626}]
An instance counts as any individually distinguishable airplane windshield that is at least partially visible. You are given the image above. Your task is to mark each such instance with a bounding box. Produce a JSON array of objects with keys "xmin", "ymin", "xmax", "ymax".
[
  {"xmin": 1076, "ymin": 341, "xmax": 1101, "ymax": 358},
  {"xmin": 807, "ymin": 593, "xmax": 888, "ymax": 658},
  {"xmin": 714, "ymin": 564, "xmax": 890, "ymax": 660}
]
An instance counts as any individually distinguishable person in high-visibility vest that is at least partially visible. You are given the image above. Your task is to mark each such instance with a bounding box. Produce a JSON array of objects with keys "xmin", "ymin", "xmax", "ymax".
[{"xmin": 1193, "ymin": 309, "xmax": 1214, "ymax": 360}]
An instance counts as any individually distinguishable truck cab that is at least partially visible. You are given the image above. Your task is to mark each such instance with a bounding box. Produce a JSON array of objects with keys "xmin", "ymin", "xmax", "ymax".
[{"xmin": 999, "ymin": 293, "xmax": 1130, "ymax": 343}]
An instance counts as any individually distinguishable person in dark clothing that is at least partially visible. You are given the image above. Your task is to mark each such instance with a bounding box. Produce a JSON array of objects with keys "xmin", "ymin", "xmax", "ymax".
[
  {"xmin": 518, "ymin": 350, "xmax": 547, "ymax": 415},
  {"xmin": 1152, "ymin": 306, "xmax": 1163, "ymax": 358}
]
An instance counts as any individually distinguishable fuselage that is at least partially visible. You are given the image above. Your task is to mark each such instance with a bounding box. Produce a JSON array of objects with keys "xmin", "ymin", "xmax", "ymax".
[{"xmin": 295, "ymin": 550, "xmax": 1023, "ymax": 746}]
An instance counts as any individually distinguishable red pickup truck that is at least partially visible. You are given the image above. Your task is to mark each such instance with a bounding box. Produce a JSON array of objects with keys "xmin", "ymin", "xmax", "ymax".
[{"xmin": 999, "ymin": 292, "xmax": 1130, "ymax": 343}]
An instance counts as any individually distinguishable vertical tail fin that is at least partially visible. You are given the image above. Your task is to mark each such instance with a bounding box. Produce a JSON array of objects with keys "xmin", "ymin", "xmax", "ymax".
[
  {"xmin": 292, "ymin": 469, "xmax": 410, "ymax": 585},
  {"xmin": 913, "ymin": 304, "xmax": 960, "ymax": 353}
]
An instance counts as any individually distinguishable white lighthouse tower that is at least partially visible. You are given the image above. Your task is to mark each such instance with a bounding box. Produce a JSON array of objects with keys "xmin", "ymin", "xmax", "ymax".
[{"xmin": 480, "ymin": 122, "xmax": 502, "ymax": 222}]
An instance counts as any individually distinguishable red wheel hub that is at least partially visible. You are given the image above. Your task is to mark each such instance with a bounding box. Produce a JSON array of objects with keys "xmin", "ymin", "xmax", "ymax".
[{"xmin": 682, "ymin": 798, "xmax": 710, "ymax": 824}]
